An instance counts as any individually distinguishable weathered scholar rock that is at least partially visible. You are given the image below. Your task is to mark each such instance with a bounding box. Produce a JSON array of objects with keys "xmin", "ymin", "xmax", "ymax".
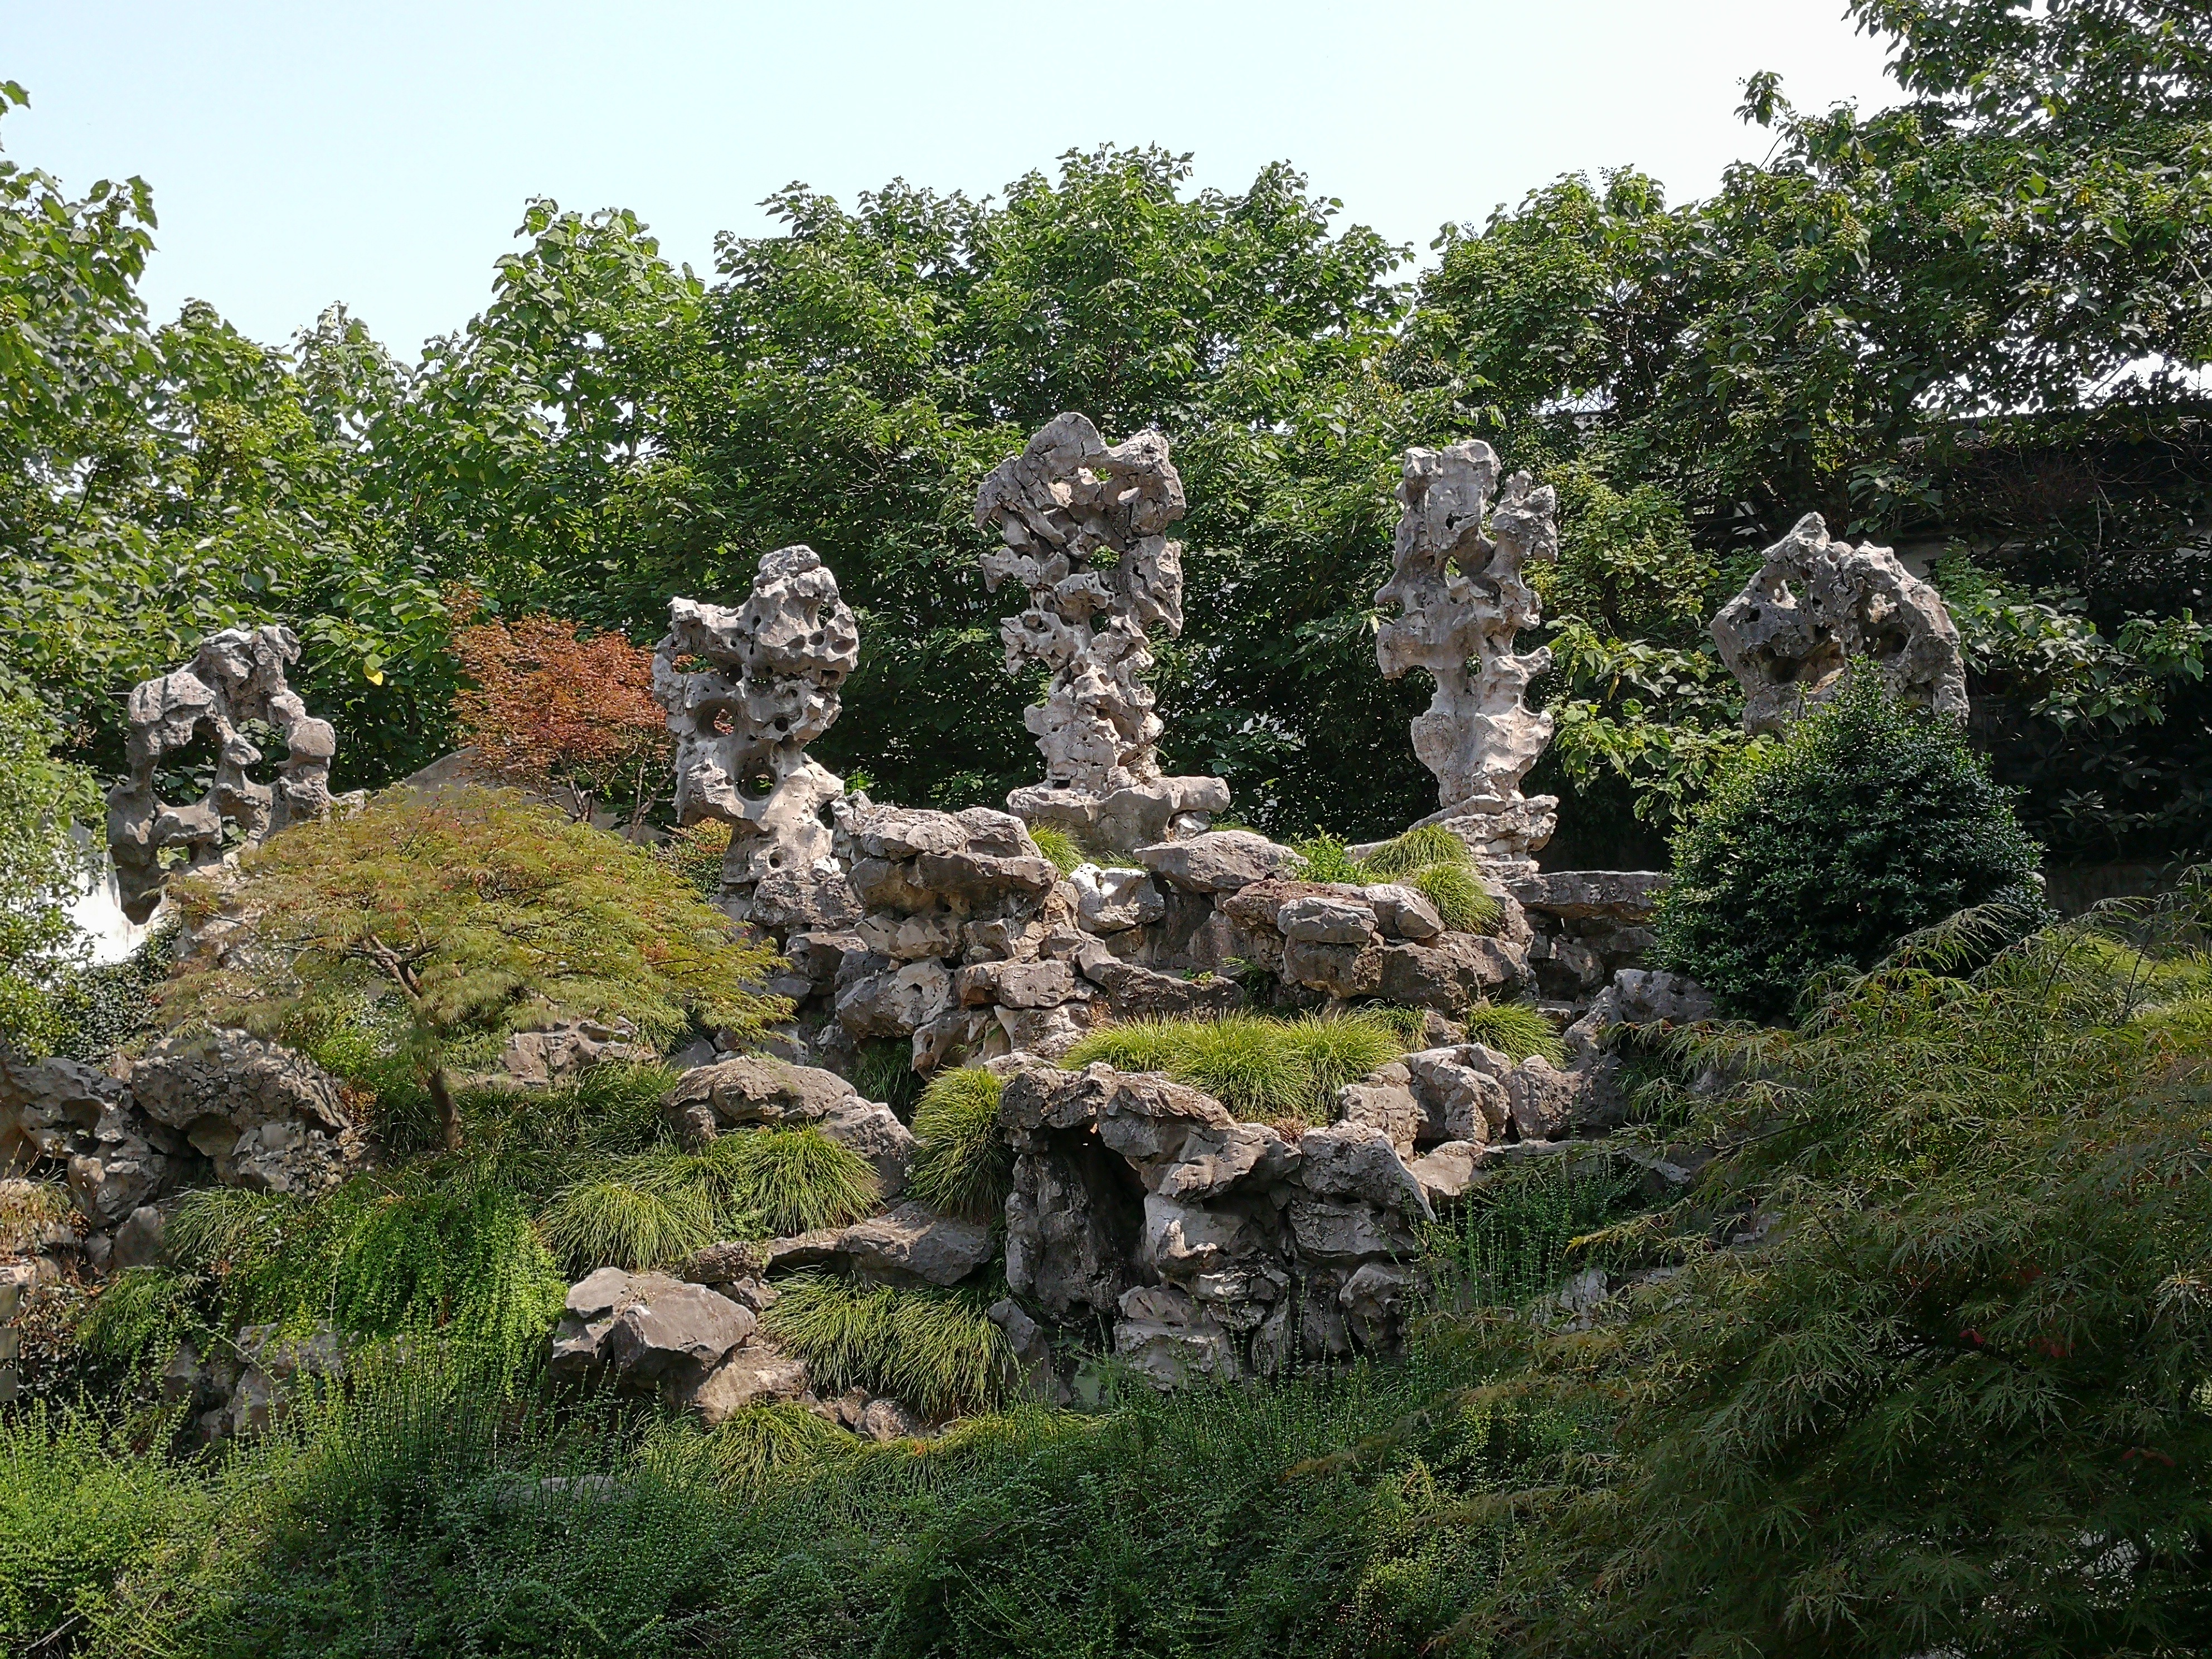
[
  {"xmin": 106, "ymin": 624, "xmax": 357, "ymax": 924},
  {"xmin": 974, "ymin": 411, "xmax": 1229, "ymax": 848},
  {"xmin": 1711, "ymin": 512, "xmax": 1968, "ymax": 735},
  {"xmin": 997, "ymin": 1061, "xmax": 1439, "ymax": 1382},
  {"xmin": 1375, "ymin": 442, "xmax": 1561, "ymax": 872},
  {"xmin": 652, "ymin": 544, "xmax": 861, "ymax": 914}
]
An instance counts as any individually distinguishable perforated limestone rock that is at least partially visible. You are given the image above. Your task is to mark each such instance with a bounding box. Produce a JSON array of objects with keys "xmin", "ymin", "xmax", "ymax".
[
  {"xmin": 1375, "ymin": 442, "xmax": 1561, "ymax": 871},
  {"xmin": 974, "ymin": 412, "xmax": 1229, "ymax": 849},
  {"xmin": 106, "ymin": 625, "xmax": 356, "ymax": 923},
  {"xmin": 1711, "ymin": 512, "xmax": 1968, "ymax": 735},
  {"xmin": 652, "ymin": 545, "xmax": 861, "ymax": 915}
]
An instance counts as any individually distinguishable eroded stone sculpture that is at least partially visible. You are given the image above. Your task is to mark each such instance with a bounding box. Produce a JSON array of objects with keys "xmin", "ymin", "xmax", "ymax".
[
  {"xmin": 974, "ymin": 413, "xmax": 1228, "ymax": 850},
  {"xmin": 1711, "ymin": 512, "xmax": 1968, "ymax": 735},
  {"xmin": 107, "ymin": 625, "xmax": 348, "ymax": 924},
  {"xmin": 653, "ymin": 545, "xmax": 861, "ymax": 913},
  {"xmin": 1375, "ymin": 442, "xmax": 1560, "ymax": 870}
]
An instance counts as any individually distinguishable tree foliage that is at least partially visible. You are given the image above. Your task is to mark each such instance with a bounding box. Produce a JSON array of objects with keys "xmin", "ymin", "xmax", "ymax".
[
  {"xmin": 450, "ymin": 602, "xmax": 670, "ymax": 832},
  {"xmin": 1466, "ymin": 876, "xmax": 2212, "ymax": 1657},
  {"xmin": 0, "ymin": 693, "xmax": 99, "ymax": 1054},
  {"xmin": 159, "ymin": 788, "xmax": 783, "ymax": 1148}
]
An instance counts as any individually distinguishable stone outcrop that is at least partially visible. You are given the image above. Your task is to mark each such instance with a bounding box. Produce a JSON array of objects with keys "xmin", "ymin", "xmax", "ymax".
[
  {"xmin": 973, "ymin": 412, "xmax": 1228, "ymax": 850},
  {"xmin": 2, "ymin": 1030, "xmax": 361, "ymax": 1246},
  {"xmin": 497, "ymin": 1018, "xmax": 657, "ymax": 1087},
  {"xmin": 106, "ymin": 624, "xmax": 358, "ymax": 923},
  {"xmin": 652, "ymin": 545, "xmax": 861, "ymax": 917},
  {"xmin": 997, "ymin": 1061, "xmax": 1436, "ymax": 1382},
  {"xmin": 1375, "ymin": 442, "xmax": 1560, "ymax": 874},
  {"xmin": 1510, "ymin": 870, "xmax": 1669, "ymax": 1010},
  {"xmin": 1711, "ymin": 512, "xmax": 1968, "ymax": 735}
]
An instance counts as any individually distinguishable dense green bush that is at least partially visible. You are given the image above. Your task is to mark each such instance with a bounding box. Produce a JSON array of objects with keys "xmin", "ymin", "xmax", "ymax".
[
  {"xmin": 1459, "ymin": 875, "xmax": 2212, "ymax": 1656},
  {"xmin": 1654, "ymin": 674, "xmax": 2050, "ymax": 1018}
]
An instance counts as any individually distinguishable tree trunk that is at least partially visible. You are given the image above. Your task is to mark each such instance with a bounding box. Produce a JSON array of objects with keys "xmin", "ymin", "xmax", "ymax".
[{"xmin": 428, "ymin": 1066, "xmax": 463, "ymax": 1152}]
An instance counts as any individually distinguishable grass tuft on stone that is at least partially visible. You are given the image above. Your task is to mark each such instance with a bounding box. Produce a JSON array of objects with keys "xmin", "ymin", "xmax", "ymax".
[
  {"xmin": 1064, "ymin": 1010, "xmax": 1409, "ymax": 1124},
  {"xmin": 762, "ymin": 1271, "xmax": 1012, "ymax": 1418},
  {"xmin": 906, "ymin": 1069, "xmax": 1013, "ymax": 1224},
  {"xmin": 1462, "ymin": 1000, "xmax": 1568, "ymax": 1066}
]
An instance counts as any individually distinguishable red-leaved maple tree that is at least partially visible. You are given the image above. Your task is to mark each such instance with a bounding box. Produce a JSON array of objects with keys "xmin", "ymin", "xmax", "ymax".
[{"xmin": 450, "ymin": 602, "xmax": 670, "ymax": 836}]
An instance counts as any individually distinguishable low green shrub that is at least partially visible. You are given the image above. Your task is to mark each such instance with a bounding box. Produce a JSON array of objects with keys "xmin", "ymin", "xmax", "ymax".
[
  {"xmin": 1655, "ymin": 671, "xmax": 2050, "ymax": 1018},
  {"xmin": 45, "ymin": 925, "xmax": 175, "ymax": 1066},
  {"xmin": 1425, "ymin": 1153, "xmax": 1645, "ymax": 1308},
  {"xmin": 906, "ymin": 1068, "xmax": 1013, "ymax": 1223},
  {"xmin": 1463, "ymin": 1000, "xmax": 1567, "ymax": 1066},
  {"xmin": 1064, "ymin": 1010, "xmax": 1408, "ymax": 1123},
  {"xmin": 74, "ymin": 1265, "xmax": 211, "ymax": 1371},
  {"xmin": 763, "ymin": 1272, "xmax": 1011, "ymax": 1417}
]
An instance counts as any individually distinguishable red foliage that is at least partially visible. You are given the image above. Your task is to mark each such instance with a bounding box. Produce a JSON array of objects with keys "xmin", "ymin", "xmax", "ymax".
[{"xmin": 451, "ymin": 606, "xmax": 669, "ymax": 830}]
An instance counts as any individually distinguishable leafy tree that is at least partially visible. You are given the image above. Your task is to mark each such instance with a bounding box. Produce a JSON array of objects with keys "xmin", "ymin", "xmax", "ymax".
[
  {"xmin": 158, "ymin": 788, "xmax": 783, "ymax": 1150},
  {"xmin": 0, "ymin": 693, "xmax": 99, "ymax": 1054},
  {"xmin": 1467, "ymin": 879, "xmax": 2212, "ymax": 1657},
  {"xmin": 450, "ymin": 604, "xmax": 670, "ymax": 832},
  {"xmin": 1655, "ymin": 673, "xmax": 2048, "ymax": 1018}
]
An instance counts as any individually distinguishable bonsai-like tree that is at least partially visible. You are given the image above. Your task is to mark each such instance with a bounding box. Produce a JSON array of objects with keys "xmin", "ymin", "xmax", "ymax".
[
  {"xmin": 450, "ymin": 603, "xmax": 670, "ymax": 836},
  {"xmin": 160, "ymin": 787, "xmax": 783, "ymax": 1150}
]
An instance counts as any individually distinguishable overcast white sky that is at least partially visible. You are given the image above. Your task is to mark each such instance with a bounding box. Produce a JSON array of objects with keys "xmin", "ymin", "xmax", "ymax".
[{"xmin": 4, "ymin": 1, "xmax": 1902, "ymax": 358}]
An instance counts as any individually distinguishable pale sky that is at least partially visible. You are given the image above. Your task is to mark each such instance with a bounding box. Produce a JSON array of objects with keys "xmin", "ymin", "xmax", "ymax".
[{"xmin": 4, "ymin": 1, "xmax": 1901, "ymax": 357}]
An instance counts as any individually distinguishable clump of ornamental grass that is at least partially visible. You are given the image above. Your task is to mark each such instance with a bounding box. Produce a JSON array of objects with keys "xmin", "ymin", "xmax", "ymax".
[
  {"xmin": 694, "ymin": 1404, "xmax": 854, "ymax": 1496},
  {"xmin": 763, "ymin": 1272, "xmax": 1012, "ymax": 1418},
  {"xmin": 1064, "ymin": 1010, "xmax": 1408, "ymax": 1123},
  {"xmin": 1463, "ymin": 1000, "xmax": 1568, "ymax": 1065},
  {"xmin": 537, "ymin": 1126, "xmax": 879, "ymax": 1272},
  {"xmin": 906, "ymin": 1069, "xmax": 1012, "ymax": 1224},
  {"xmin": 1291, "ymin": 824, "xmax": 1503, "ymax": 934},
  {"xmin": 1028, "ymin": 825, "xmax": 1086, "ymax": 877}
]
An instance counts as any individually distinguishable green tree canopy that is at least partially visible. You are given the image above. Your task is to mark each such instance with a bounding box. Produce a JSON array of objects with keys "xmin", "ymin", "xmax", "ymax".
[{"xmin": 159, "ymin": 788, "xmax": 784, "ymax": 1148}]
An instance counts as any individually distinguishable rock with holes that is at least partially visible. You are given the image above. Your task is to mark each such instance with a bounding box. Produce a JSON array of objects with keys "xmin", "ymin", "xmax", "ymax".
[
  {"xmin": 1713, "ymin": 512, "xmax": 1967, "ymax": 735},
  {"xmin": 974, "ymin": 412, "xmax": 1230, "ymax": 847},
  {"xmin": 652, "ymin": 545, "xmax": 861, "ymax": 919},
  {"xmin": 106, "ymin": 625, "xmax": 360, "ymax": 923},
  {"xmin": 1374, "ymin": 443, "xmax": 1560, "ymax": 871}
]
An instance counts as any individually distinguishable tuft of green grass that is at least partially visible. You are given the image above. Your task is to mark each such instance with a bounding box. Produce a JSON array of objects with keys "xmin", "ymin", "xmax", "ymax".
[
  {"xmin": 1424, "ymin": 1153, "xmax": 1642, "ymax": 1307},
  {"xmin": 1065, "ymin": 1010, "xmax": 1408, "ymax": 1124},
  {"xmin": 696, "ymin": 1404, "xmax": 853, "ymax": 1495},
  {"xmin": 1361, "ymin": 824, "xmax": 1471, "ymax": 877},
  {"xmin": 694, "ymin": 1126, "xmax": 881, "ymax": 1237},
  {"xmin": 763, "ymin": 1272, "xmax": 1012, "ymax": 1417},
  {"xmin": 1291, "ymin": 824, "xmax": 1502, "ymax": 935},
  {"xmin": 852, "ymin": 1038, "xmax": 921, "ymax": 1117},
  {"xmin": 1406, "ymin": 862, "xmax": 1503, "ymax": 934},
  {"xmin": 1029, "ymin": 824, "xmax": 1086, "ymax": 876},
  {"xmin": 537, "ymin": 1178, "xmax": 719, "ymax": 1275},
  {"xmin": 1463, "ymin": 1000, "xmax": 1568, "ymax": 1066},
  {"xmin": 907, "ymin": 1069, "xmax": 1013, "ymax": 1223},
  {"xmin": 1283, "ymin": 1011, "xmax": 1409, "ymax": 1100}
]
